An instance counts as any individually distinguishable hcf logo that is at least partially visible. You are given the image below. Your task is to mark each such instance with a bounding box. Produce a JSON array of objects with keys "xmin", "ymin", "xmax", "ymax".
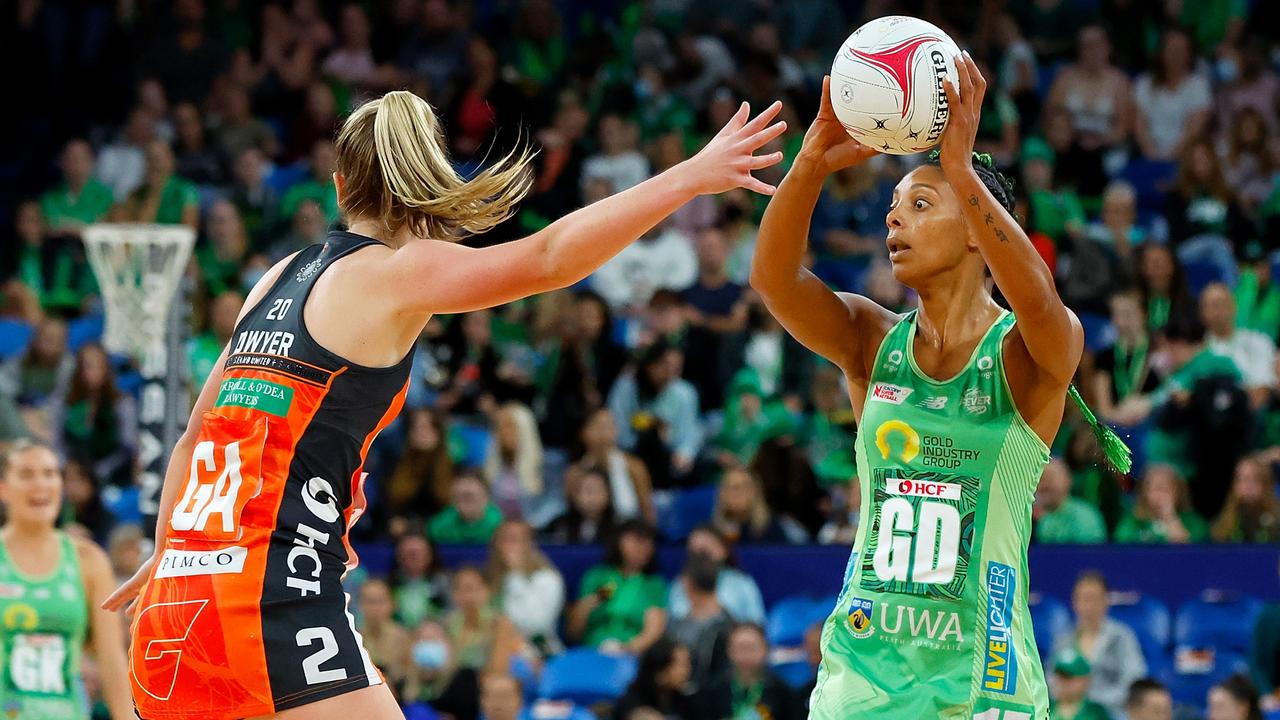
[{"xmin": 875, "ymin": 420, "xmax": 920, "ymax": 463}]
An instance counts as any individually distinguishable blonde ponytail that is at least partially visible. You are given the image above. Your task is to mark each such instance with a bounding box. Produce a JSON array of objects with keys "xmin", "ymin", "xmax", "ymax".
[{"xmin": 335, "ymin": 90, "xmax": 534, "ymax": 241}]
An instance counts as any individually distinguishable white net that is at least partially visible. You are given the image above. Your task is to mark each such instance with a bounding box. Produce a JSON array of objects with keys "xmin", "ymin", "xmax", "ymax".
[{"xmin": 82, "ymin": 223, "xmax": 195, "ymax": 360}]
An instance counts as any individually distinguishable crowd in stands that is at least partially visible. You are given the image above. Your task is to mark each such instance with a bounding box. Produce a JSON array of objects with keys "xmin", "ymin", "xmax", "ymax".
[{"xmin": 3, "ymin": 0, "xmax": 1280, "ymax": 718}]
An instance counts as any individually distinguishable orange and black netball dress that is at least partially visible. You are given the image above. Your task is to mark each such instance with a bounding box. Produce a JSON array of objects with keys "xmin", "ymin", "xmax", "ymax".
[{"xmin": 129, "ymin": 231, "xmax": 413, "ymax": 719}]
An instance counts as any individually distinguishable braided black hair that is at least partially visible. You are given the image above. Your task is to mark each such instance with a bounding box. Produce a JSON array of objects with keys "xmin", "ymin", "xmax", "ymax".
[{"xmin": 924, "ymin": 149, "xmax": 1017, "ymax": 215}]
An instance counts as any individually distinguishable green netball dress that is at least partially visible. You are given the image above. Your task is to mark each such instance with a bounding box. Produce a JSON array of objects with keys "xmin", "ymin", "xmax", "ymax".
[
  {"xmin": 0, "ymin": 533, "xmax": 89, "ymax": 720},
  {"xmin": 809, "ymin": 309, "xmax": 1051, "ymax": 720}
]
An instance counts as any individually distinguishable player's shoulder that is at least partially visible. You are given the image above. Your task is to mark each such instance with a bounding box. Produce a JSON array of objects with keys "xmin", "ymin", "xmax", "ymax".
[
  {"xmin": 68, "ymin": 533, "xmax": 111, "ymax": 576},
  {"xmin": 837, "ymin": 292, "xmax": 904, "ymax": 350},
  {"xmin": 826, "ymin": 292, "xmax": 904, "ymax": 382}
]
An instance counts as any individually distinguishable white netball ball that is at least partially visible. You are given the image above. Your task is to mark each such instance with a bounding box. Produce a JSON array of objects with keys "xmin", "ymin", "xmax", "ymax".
[{"xmin": 830, "ymin": 16, "xmax": 962, "ymax": 155}]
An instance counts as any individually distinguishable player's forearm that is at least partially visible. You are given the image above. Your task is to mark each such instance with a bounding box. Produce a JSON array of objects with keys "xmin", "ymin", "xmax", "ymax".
[
  {"xmin": 749, "ymin": 157, "xmax": 825, "ymax": 293},
  {"xmin": 531, "ymin": 165, "xmax": 699, "ymax": 289},
  {"xmin": 565, "ymin": 599, "xmax": 593, "ymax": 641},
  {"xmin": 104, "ymin": 662, "xmax": 135, "ymax": 720},
  {"xmin": 950, "ymin": 167, "xmax": 1060, "ymax": 321}
]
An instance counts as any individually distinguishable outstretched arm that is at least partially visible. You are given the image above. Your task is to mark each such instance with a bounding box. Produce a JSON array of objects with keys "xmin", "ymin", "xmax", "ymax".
[
  {"xmin": 385, "ymin": 103, "xmax": 787, "ymax": 316},
  {"xmin": 940, "ymin": 54, "xmax": 1083, "ymax": 385},
  {"xmin": 750, "ymin": 77, "xmax": 893, "ymax": 379}
]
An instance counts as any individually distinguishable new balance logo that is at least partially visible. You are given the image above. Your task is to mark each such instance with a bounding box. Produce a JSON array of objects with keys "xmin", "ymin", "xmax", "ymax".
[{"xmin": 917, "ymin": 395, "xmax": 948, "ymax": 410}]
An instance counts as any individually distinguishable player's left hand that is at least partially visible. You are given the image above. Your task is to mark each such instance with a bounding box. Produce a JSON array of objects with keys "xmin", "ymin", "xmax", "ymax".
[
  {"xmin": 939, "ymin": 51, "xmax": 986, "ymax": 175},
  {"xmin": 102, "ymin": 553, "xmax": 153, "ymax": 615}
]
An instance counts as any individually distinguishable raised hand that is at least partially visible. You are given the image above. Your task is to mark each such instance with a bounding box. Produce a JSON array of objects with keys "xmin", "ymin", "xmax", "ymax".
[
  {"xmin": 939, "ymin": 51, "xmax": 987, "ymax": 174},
  {"xmin": 796, "ymin": 76, "xmax": 878, "ymax": 176},
  {"xmin": 684, "ymin": 101, "xmax": 788, "ymax": 195}
]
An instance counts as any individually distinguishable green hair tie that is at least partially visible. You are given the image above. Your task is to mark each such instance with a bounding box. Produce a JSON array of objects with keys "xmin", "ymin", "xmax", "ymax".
[
  {"xmin": 1067, "ymin": 384, "xmax": 1133, "ymax": 475},
  {"xmin": 923, "ymin": 149, "xmax": 995, "ymax": 170}
]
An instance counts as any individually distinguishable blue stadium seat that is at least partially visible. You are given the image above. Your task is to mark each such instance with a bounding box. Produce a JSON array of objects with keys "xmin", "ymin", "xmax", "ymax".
[
  {"xmin": 1181, "ymin": 258, "xmax": 1231, "ymax": 296},
  {"xmin": 1174, "ymin": 593, "xmax": 1264, "ymax": 655},
  {"xmin": 266, "ymin": 161, "xmax": 309, "ymax": 196},
  {"xmin": 1108, "ymin": 592, "xmax": 1172, "ymax": 667},
  {"xmin": 451, "ymin": 424, "xmax": 491, "ymax": 469},
  {"xmin": 115, "ymin": 366, "xmax": 144, "ymax": 398},
  {"xmin": 0, "ymin": 319, "xmax": 33, "ymax": 360},
  {"xmin": 1162, "ymin": 648, "xmax": 1250, "ymax": 709},
  {"xmin": 510, "ymin": 654, "xmax": 538, "ymax": 703},
  {"xmin": 1036, "ymin": 61, "xmax": 1065, "ymax": 98},
  {"xmin": 657, "ymin": 483, "xmax": 718, "ymax": 541},
  {"xmin": 1028, "ymin": 593, "xmax": 1072, "ymax": 662},
  {"xmin": 767, "ymin": 595, "xmax": 832, "ymax": 648},
  {"xmin": 101, "ymin": 485, "xmax": 141, "ymax": 526},
  {"xmin": 352, "ymin": 542, "xmax": 394, "ymax": 576},
  {"xmin": 403, "ymin": 702, "xmax": 439, "ymax": 720},
  {"xmin": 538, "ymin": 649, "xmax": 636, "ymax": 705},
  {"xmin": 772, "ymin": 660, "xmax": 816, "ymax": 690},
  {"xmin": 1118, "ymin": 159, "xmax": 1178, "ymax": 212},
  {"xmin": 1077, "ymin": 312, "xmax": 1114, "ymax": 353},
  {"xmin": 66, "ymin": 314, "xmax": 104, "ymax": 353}
]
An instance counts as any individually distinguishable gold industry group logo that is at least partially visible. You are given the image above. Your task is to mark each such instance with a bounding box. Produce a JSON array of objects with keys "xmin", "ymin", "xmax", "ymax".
[{"xmin": 874, "ymin": 420, "xmax": 920, "ymax": 463}]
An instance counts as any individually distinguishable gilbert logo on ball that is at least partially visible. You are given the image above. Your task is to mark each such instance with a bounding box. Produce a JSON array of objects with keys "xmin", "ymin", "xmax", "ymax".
[{"xmin": 831, "ymin": 16, "xmax": 962, "ymax": 155}]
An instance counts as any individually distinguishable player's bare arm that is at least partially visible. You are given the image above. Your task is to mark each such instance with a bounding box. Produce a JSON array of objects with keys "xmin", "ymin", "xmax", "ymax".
[{"xmin": 751, "ymin": 76, "xmax": 898, "ymax": 386}]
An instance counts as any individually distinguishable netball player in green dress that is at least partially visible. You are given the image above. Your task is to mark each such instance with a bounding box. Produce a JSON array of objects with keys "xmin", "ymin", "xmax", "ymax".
[{"xmin": 751, "ymin": 55, "xmax": 1127, "ymax": 720}]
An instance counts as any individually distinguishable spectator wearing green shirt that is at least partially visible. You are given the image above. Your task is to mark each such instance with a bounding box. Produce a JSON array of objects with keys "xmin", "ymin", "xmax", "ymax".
[
  {"xmin": 389, "ymin": 533, "xmax": 451, "ymax": 629},
  {"xmin": 1235, "ymin": 250, "xmax": 1280, "ymax": 343},
  {"xmin": 1113, "ymin": 464, "xmax": 1208, "ymax": 544},
  {"xmin": 280, "ymin": 140, "xmax": 340, "ymax": 227},
  {"xmin": 1135, "ymin": 242, "xmax": 1194, "ymax": 335},
  {"xmin": 1021, "ymin": 135, "xmax": 1086, "ymax": 246},
  {"xmin": 195, "ymin": 201, "xmax": 254, "ymax": 297},
  {"xmin": 1034, "ymin": 458, "xmax": 1107, "ymax": 544},
  {"xmin": 1049, "ymin": 650, "xmax": 1114, "ymax": 720},
  {"xmin": 8, "ymin": 201, "xmax": 96, "ymax": 314},
  {"xmin": 566, "ymin": 519, "xmax": 668, "ymax": 653},
  {"xmin": 427, "ymin": 473, "xmax": 503, "ymax": 545},
  {"xmin": 188, "ymin": 290, "xmax": 242, "ymax": 391},
  {"xmin": 712, "ymin": 369, "xmax": 795, "ymax": 468},
  {"xmin": 109, "ymin": 139, "xmax": 199, "ymax": 230},
  {"xmin": 39, "ymin": 139, "xmax": 114, "ymax": 235}
]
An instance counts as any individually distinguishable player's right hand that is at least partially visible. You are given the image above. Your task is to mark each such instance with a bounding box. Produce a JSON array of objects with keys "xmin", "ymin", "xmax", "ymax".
[
  {"xmin": 797, "ymin": 76, "xmax": 877, "ymax": 176},
  {"xmin": 102, "ymin": 553, "xmax": 154, "ymax": 615}
]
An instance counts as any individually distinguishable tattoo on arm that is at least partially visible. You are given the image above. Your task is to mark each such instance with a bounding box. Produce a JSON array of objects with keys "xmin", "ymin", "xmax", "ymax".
[{"xmin": 970, "ymin": 193, "xmax": 1009, "ymax": 242}]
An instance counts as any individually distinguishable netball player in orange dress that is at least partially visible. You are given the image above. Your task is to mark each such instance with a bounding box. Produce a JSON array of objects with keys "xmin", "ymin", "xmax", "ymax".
[{"xmin": 103, "ymin": 91, "xmax": 787, "ymax": 720}]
